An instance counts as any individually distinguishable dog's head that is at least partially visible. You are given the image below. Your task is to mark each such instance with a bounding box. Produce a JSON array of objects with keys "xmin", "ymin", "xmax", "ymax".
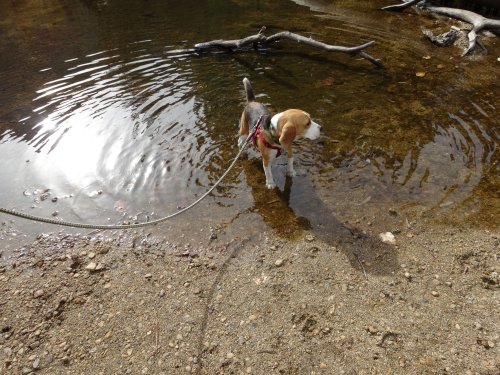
[{"xmin": 271, "ymin": 109, "xmax": 321, "ymax": 143}]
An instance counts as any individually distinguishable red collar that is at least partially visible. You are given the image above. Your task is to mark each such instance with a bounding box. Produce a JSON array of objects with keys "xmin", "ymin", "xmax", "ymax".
[{"xmin": 251, "ymin": 116, "xmax": 282, "ymax": 157}]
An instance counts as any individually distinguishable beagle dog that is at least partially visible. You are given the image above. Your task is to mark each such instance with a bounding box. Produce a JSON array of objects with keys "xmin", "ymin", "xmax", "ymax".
[{"xmin": 238, "ymin": 78, "xmax": 321, "ymax": 189}]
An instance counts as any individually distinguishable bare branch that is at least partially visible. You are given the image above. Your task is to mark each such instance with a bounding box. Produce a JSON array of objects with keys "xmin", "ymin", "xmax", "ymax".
[
  {"xmin": 381, "ymin": 0, "xmax": 425, "ymax": 12},
  {"xmin": 194, "ymin": 29, "xmax": 384, "ymax": 68}
]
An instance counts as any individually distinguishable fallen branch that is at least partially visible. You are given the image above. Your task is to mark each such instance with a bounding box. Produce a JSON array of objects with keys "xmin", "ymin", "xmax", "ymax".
[
  {"xmin": 194, "ymin": 27, "xmax": 384, "ymax": 68},
  {"xmin": 424, "ymin": 5, "xmax": 500, "ymax": 55}
]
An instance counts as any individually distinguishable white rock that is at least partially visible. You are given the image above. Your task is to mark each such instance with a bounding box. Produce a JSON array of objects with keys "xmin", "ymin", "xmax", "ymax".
[
  {"xmin": 85, "ymin": 262, "xmax": 97, "ymax": 271},
  {"xmin": 379, "ymin": 232, "xmax": 396, "ymax": 244}
]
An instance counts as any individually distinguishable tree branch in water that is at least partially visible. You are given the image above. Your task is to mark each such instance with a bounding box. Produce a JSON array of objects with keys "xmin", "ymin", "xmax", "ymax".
[
  {"xmin": 194, "ymin": 28, "xmax": 384, "ymax": 68},
  {"xmin": 381, "ymin": 0, "xmax": 424, "ymax": 12}
]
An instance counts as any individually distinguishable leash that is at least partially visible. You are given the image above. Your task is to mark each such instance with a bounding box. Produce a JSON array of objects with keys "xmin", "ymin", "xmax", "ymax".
[{"xmin": 0, "ymin": 119, "xmax": 262, "ymax": 230}]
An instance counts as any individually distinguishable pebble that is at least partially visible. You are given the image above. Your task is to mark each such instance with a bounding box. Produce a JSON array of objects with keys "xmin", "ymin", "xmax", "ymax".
[
  {"xmin": 33, "ymin": 289, "xmax": 45, "ymax": 298},
  {"xmin": 144, "ymin": 274, "xmax": 152, "ymax": 279},
  {"xmin": 431, "ymin": 291, "xmax": 439, "ymax": 297},
  {"xmin": 88, "ymin": 252, "xmax": 96, "ymax": 259},
  {"xmin": 379, "ymin": 232, "xmax": 396, "ymax": 244},
  {"xmin": 85, "ymin": 262, "xmax": 97, "ymax": 271},
  {"xmin": 32, "ymin": 357, "xmax": 40, "ymax": 369},
  {"xmin": 275, "ymin": 259, "xmax": 284, "ymax": 267},
  {"xmin": 226, "ymin": 352, "xmax": 234, "ymax": 359},
  {"xmin": 305, "ymin": 234, "xmax": 315, "ymax": 242},
  {"xmin": 404, "ymin": 272, "xmax": 411, "ymax": 280}
]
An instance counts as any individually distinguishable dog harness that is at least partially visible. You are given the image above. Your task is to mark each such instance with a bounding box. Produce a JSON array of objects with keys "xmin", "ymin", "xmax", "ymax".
[{"xmin": 251, "ymin": 115, "xmax": 282, "ymax": 157}]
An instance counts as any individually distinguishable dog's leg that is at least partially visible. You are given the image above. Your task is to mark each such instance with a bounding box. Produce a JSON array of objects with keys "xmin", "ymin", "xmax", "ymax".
[
  {"xmin": 279, "ymin": 126, "xmax": 297, "ymax": 177},
  {"xmin": 286, "ymin": 155, "xmax": 296, "ymax": 177},
  {"xmin": 262, "ymin": 149, "xmax": 278, "ymax": 189},
  {"xmin": 238, "ymin": 111, "xmax": 249, "ymax": 149}
]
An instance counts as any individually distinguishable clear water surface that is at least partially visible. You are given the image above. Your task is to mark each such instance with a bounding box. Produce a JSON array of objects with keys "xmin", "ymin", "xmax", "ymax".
[{"xmin": 0, "ymin": 0, "xmax": 498, "ymax": 248}]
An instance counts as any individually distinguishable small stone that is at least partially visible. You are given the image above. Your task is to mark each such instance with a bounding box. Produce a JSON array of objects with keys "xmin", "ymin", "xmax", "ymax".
[
  {"xmin": 404, "ymin": 272, "xmax": 411, "ymax": 280},
  {"xmin": 95, "ymin": 263, "xmax": 105, "ymax": 271},
  {"xmin": 32, "ymin": 358, "xmax": 40, "ymax": 369},
  {"xmin": 85, "ymin": 262, "xmax": 97, "ymax": 271},
  {"xmin": 367, "ymin": 326, "xmax": 378, "ymax": 335},
  {"xmin": 431, "ymin": 291, "xmax": 439, "ymax": 297},
  {"xmin": 144, "ymin": 273, "xmax": 152, "ymax": 279},
  {"xmin": 159, "ymin": 290, "xmax": 165, "ymax": 297},
  {"xmin": 305, "ymin": 234, "xmax": 315, "ymax": 242},
  {"xmin": 226, "ymin": 352, "xmax": 234, "ymax": 359},
  {"xmin": 320, "ymin": 362, "xmax": 327, "ymax": 368},
  {"xmin": 51, "ymin": 211, "xmax": 59, "ymax": 217},
  {"xmin": 379, "ymin": 232, "xmax": 396, "ymax": 244},
  {"xmin": 249, "ymin": 314, "xmax": 257, "ymax": 321},
  {"xmin": 33, "ymin": 289, "xmax": 45, "ymax": 298},
  {"xmin": 275, "ymin": 259, "xmax": 284, "ymax": 267},
  {"xmin": 477, "ymin": 339, "xmax": 495, "ymax": 349},
  {"xmin": 88, "ymin": 252, "xmax": 96, "ymax": 259}
]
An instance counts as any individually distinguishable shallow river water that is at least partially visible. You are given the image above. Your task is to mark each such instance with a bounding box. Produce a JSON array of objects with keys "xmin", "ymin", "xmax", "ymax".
[{"xmin": 0, "ymin": 0, "xmax": 498, "ymax": 246}]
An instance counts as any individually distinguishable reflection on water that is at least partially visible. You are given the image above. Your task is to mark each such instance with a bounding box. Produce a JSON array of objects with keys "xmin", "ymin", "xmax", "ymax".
[{"xmin": 0, "ymin": 0, "xmax": 498, "ymax": 237}]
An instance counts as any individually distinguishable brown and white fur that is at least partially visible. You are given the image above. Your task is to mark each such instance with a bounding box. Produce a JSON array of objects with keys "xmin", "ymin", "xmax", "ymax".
[{"xmin": 238, "ymin": 78, "xmax": 321, "ymax": 189}]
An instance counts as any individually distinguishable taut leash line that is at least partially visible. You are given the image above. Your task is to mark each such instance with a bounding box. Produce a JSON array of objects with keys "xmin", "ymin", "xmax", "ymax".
[{"xmin": 0, "ymin": 120, "xmax": 261, "ymax": 230}]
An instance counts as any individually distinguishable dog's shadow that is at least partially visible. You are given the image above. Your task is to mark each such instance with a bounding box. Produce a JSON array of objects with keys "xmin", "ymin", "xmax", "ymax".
[{"xmin": 241, "ymin": 156, "xmax": 399, "ymax": 276}]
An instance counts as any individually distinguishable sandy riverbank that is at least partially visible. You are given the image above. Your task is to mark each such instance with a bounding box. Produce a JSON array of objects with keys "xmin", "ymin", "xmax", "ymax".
[{"xmin": 0, "ymin": 220, "xmax": 498, "ymax": 374}]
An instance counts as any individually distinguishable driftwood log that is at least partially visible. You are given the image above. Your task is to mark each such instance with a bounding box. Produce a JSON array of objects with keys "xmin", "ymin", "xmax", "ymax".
[
  {"xmin": 194, "ymin": 27, "xmax": 384, "ymax": 68},
  {"xmin": 382, "ymin": 1, "xmax": 500, "ymax": 55}
]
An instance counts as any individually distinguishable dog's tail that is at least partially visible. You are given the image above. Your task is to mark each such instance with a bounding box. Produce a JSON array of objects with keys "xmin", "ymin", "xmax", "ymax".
[{"xmin": 243, "ymin": 77, "xmax": 255, "ymax": 103}]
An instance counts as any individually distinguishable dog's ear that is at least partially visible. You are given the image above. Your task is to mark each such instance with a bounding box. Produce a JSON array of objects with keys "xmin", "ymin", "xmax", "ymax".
[{"xmin": 279, "ymin": 123, "xmax": 297, "ymax": 149}]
